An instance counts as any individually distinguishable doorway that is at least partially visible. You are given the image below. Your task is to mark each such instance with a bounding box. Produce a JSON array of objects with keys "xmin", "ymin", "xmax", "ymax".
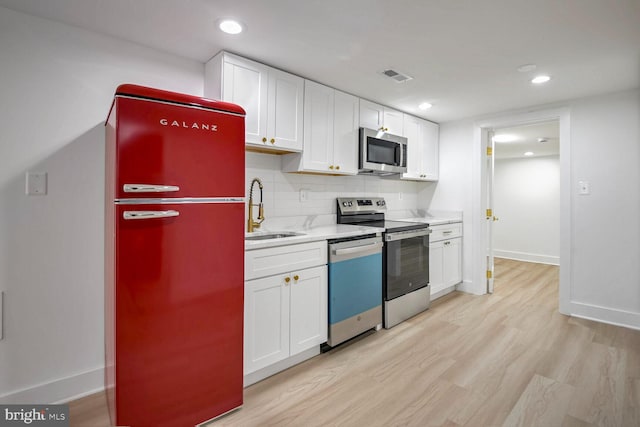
[
  {"xmin": 489, "ymin": 121, "xmax": 560, "ymax": 291},
  {"xmin": 472, "ymin": 108, "xmax": 571, "ymax": 314}
]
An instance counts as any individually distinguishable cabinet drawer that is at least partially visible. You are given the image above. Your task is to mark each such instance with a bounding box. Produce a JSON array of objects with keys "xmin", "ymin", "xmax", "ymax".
[
  {"xmin": 429, "ymin": 223, "xmax": 462, "ymax": 242},
  {"xmin": 245, "ymin": 240, "xmax": 328, "ymax": 280}
]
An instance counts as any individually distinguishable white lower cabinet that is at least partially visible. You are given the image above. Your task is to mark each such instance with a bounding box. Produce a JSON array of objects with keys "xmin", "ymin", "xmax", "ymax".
[
  {"xmin": 429, "ymin": 223, "xmax": 462, "ymax": 298},
  {"xmin": 244, "ymin": 241, "xmax": 327, "ymax": 384}
]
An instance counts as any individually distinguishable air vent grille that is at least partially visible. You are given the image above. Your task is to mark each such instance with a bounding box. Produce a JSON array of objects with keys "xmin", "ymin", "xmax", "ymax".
[{"xmin": 381, "ymin": 69, "xmax": 413, "ymax": 83}]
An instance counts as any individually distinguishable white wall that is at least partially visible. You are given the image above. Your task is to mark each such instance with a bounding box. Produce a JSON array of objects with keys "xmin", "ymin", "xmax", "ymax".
[
  {"xmin": 246, "ymin": 152, "xmax": 423, "ymax": 229},
  {"xmin": 430, "ymin": 88, "xmax": 640, "ymax": 329},
  {"xmin": 493, "ymin": 155, "xmax": 560, "ymax": 264},
  {"xmin": 418, "ymin": 120, "xmax": 475, "ymax": 290},
  {"xmin": 0, "ymin": 7, "xmax": 203, "ymax": 403}
]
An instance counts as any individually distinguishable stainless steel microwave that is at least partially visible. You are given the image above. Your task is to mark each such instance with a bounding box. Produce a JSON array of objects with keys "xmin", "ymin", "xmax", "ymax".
[{"xmin": 359, "ymin": 127, "xmax": 407, "ymax": 175}]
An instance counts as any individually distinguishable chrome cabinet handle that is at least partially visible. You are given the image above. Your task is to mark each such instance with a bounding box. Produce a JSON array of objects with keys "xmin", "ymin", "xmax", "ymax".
[
  {"xmin": 123, "ymin": 210, "xmax": 179, "ymax": 220},
  {"xmin": 123, "ymin": 184, "xmax": 180, "ymax": 193},
  {"xmin": 443, "ymin": 230, "xmax": 453, "ymax": 234}
]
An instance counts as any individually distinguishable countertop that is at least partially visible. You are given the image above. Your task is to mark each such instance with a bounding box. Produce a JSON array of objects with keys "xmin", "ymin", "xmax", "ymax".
[
  {"xmin": 397, "ymin": 212, "xmax": 463, "ymax": 226},
  {"xmin": 245, "ymin": 224, "xmax": 385, "ymax": 250}
]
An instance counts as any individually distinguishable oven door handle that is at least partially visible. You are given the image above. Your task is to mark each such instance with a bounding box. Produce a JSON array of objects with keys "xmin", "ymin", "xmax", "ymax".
[{"xmin": 385, "ymin": 228, "xmax": 431, "ymax": 242}]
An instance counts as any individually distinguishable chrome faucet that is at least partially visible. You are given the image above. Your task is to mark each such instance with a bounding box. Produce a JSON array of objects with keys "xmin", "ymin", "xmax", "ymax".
[{"xmin": 247, "ymin": 178, "xmax": 265, "ymax": 233}]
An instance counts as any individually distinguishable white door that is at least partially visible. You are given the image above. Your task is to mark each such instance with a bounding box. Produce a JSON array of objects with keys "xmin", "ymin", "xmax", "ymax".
[
  {"xmin": 402, "ymin": 114, "xmax": 422, "ymax": 180},
  {"xmin": 302, "ymin": 80, "xmax": 334, "ymax": 172},
  {"xmin": 383, "ymin": 108, "xmax": 404, "ymax": 135},
  {"xmin": 289, "ymin": 265, "xmax": 328, "ymax": 355},
  {"xmin": 333, "ymin": 90, "xmax": 359, "ymax": 175},
  {"xmin": 486, "ymin": 130, "xmax": 495, "ymax": 293},
  {"xmin": 267, "ymin": 68, "xmax": 304, "ymax": 150},
  {"xmin": 421, "ymin": 120, "xmax": 440, "ymax": 180},
  {"xmin": 244, "ymin": 274, "xmax": 290, "ymax": 374},
  {"xmin": 429, "ymin": 241, "xmax": 445, "ymax": 294},
  {"xmin": 444, "ymin": 238, "xmax": 462, "ymax": 286},
  {"xmin": 359, "ymin": 99, "xmax": 384, "ymax": 130},
  {"xmin": 222, "ymin": 54, "xmax": 268, "ymax": 146}
]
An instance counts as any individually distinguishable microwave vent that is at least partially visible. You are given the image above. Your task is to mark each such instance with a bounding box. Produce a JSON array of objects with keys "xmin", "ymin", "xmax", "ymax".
[{"xmin": 381, "ymin": 69, "xmax": 413, "ymax": 83}]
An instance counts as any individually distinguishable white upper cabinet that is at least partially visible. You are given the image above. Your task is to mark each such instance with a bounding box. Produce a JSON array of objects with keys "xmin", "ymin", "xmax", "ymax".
[
  {"xmin": 205, "ymin": 51, "xmax": 303, "ymax": 153},
  {"xmin": 359, "ymin": 99, "xmax": 403, "ymax": 135},
  {"xmin": 283, "ymin": 80, "xmax": 358, "ymax": 175},
  {"xmin": 401, "ymin": 113, "xmax": 439, "ymax": 181}
]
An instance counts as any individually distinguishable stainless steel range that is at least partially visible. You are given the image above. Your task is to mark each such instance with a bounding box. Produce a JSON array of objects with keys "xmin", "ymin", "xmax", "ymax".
[{"xmin": 337, "ymin": 197, "xmax": 431, "ymax": 328}]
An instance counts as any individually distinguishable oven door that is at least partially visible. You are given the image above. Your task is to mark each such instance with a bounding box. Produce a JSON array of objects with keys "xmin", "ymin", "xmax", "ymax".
[{"xmin": 384, "ymin": 228, "xmax": 430, "ymax": 300}]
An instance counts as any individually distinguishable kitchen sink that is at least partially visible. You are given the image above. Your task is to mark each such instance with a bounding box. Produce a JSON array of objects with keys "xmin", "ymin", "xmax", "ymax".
[{"xmin": 245, "ymin": 231, "xmax": 305, "ymax": 241}]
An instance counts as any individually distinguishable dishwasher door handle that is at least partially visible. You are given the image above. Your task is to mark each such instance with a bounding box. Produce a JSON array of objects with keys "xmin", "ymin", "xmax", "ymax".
[{"xmin": 331, "ymin": 242, "xmax": 382, "ymax": 258}]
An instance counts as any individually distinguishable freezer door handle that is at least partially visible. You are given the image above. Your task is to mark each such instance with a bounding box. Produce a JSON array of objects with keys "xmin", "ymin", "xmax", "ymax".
[
  {"xmin": 123, "ymin": 210, "xmax": 180, "ymax": 220},
  {"xmin": 123, "ymin": 184, "xmax": 180, "ymax": 193}
]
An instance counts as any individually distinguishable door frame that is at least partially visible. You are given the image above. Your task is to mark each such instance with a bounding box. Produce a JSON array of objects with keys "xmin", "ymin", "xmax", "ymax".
[{"xmin": 471, "ymin": 107, "xmax": 571, "ymax": 314}]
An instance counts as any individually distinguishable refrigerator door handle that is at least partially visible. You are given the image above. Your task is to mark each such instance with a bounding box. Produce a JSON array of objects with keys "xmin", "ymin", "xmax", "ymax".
[
  {"xmin": 123, "ymin": 210, "xmax": 180, "ymax": 220},
  {"xmin": 123, "ymin": 184, "xmax": 180, "ymax": 193}
]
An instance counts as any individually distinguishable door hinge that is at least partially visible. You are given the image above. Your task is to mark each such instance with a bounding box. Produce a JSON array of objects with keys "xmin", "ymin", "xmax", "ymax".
[
  {"xmin": 486, "ymin": 208, "xmax": 492, "ymax": 217},
  {"xmin": 487, "ymin": 147, "xmax": 493, "ymax": 156},
  {"xmin": 486, "ymin": 270, "xmax": 493, "ymax": 279}
]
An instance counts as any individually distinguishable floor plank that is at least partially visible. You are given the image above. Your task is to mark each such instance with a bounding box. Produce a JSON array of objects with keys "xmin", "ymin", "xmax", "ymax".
[{"xmin": 67, "ymin": 259, "xmax": 640, "ymax": 426}]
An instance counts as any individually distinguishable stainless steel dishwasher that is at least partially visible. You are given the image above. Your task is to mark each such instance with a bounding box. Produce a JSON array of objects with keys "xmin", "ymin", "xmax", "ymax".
[{"xmin": 327, "ymin": 234, "xmax": 383, "ymax": 347}]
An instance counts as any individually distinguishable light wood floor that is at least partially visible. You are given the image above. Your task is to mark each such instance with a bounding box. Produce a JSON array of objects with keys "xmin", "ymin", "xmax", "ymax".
[{"xmin": 69, "ymin": 259, "xmax": 640, "ymax": 426}]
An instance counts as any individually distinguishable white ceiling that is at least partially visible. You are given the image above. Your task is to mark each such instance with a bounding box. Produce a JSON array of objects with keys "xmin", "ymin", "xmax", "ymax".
[
  {"xmin": 494, "ymin": 121, "xmax": 559, "ymax": 160},
  {"xmin": 1, "ymin": 0, "xmax": 639, "ymax": 123}
]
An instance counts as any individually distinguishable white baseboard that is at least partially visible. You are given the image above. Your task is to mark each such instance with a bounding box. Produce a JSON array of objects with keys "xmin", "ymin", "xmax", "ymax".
[
  {"xmin": 0, "ymin": 367, "xmax": 104, "ymax": 404},
  {"xmin": 569, "ymin": 301, "xmax": 640, "ymax": 331},
  {"xmin": 455, "ymin": 279, "xmax": 483, "ymax": 295},
  {"xmin": 494, "ymin": 250, "xmax": 559, "ymax": 265},
  {"xmin": 243, "ymin": 346, "xmax": 320, "ymax": 387}
]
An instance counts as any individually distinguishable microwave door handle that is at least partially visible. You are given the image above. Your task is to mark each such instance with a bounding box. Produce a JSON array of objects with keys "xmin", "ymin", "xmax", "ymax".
[{"xmin": 398, "ymin": 143, "xmax": 404, "ymax": 167}]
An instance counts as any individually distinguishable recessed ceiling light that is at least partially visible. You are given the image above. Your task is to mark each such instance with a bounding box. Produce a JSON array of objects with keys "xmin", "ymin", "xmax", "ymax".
[
  {"xmin": 219, "ymin": 19, "xmax": 243, "ymax": 35},
  {"xmin": 418, "ymin": 102, "xmax": 432, "ymax": 110},
  {"xmin": 531, "ymin": 75, "xmax": 551, "ymax": 84},
  {"xmin": 524, "ymin": 151, "xmax": 534, "ymax": 156},
  {"xmin": 493, "ymin": 134, "xmax": 518, "ymax": 143},
  {"xmin": 517, "ymin": 64, "xmax": 537, "ymax": 73}
]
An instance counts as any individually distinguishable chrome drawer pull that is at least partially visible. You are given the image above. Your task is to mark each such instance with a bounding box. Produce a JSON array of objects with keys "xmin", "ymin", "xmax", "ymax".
[
  {"xmin": 123, "ymin": 184, "xmax": 180, "ymax": 193},
  {"xmin": 123, "ymin": 210, "xmax": 180, "ymax": 220}
]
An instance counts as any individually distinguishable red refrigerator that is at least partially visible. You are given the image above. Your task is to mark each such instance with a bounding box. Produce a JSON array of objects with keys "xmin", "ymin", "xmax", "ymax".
[{"xmin": 105, "ymin": 84, "xmax": 245, "ymax": 426}]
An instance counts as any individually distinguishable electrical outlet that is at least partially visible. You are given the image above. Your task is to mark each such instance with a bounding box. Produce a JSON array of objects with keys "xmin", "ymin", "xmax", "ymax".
[
  {"xmin": 398, "ymin": 192, "xmax": 403, "ymax": 200},
  {"xmin": 26, "ymin": 172, "xmax": 47, "ymax": 195},
  {"xmin": 299, "ymin": 189, "xmax": 309, "ymax": 202}
]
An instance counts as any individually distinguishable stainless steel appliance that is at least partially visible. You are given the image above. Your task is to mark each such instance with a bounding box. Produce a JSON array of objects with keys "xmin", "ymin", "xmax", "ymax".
[
  {"xmin": 337, "ymin": 197, "xmax": 431, "ymax": 328},
  {"xmin": 327, "ymin": 235, "xmax": 383, "ymax": 347},
  {"xmin": 359, "ymin": 127, "xmax": 408, "ymax": 175}
]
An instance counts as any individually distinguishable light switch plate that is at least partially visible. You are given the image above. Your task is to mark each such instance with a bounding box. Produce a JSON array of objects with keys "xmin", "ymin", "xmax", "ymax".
[{"xmin": 26, "ymin": 172, "xmax": 47, "ymax": 195}]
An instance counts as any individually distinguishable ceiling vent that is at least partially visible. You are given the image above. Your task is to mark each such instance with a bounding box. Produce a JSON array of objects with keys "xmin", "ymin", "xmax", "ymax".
[{"xmin": 381, "ymin": 69, "xmax": 413, "ymax": 83}]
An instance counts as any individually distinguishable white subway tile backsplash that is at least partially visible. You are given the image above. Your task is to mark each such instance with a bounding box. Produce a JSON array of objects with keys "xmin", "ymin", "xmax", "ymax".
[{"xmin": 245, "ymin": 152, "xmax": 426, "ymax": 227}]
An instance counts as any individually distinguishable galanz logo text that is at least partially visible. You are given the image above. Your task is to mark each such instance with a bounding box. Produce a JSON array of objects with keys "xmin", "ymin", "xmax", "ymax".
[{"xmin": 159, "ymin": 118, "xmax": 218, "ymax": 131}]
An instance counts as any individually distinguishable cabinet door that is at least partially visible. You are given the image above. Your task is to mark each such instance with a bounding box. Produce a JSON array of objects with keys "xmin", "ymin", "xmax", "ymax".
[
  {"xmin": 267, "ymin": 68, "xmax": 304, "ymax": 151},
  {"xmin": 244, "ymin": 274, "xmax": 290, "ymax": 374},
  {"xmin": 290, "ymin": 265, "xmax": 328, "ymax": 355},
  {"xmin": 402, "ymin": 114, "xmax": 422, "ymax": 180},
  {"xmin": 302, "ymin": 80, "xmax": 334, "ymax": 172},
  {"xmin": 359, "ymin": 99, "xmax": 384, "ymax": 130},
  {"xmin": 222, "ymin": 53, "xmax": 268, "ymax": 146},
  {"xmin": 443, "ymin": 238, "xmax": 462, "ymax": 286},
  {"xmin": 421, "ymin": 120, "xmax": 440, "ymax": 181},
  {"xmin": 333, "ymin": 90, "xmax": 359, "ymax": 175},
  {"xmin": 383, "ymin": 108, "xmax": 404, "ymax": 135},
  {"xmin": 429, "ymin": 241, "xmax": 445, "ymax": 295}
]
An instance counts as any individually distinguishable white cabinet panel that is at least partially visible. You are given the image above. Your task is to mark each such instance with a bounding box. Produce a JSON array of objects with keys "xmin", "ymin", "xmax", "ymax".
[
  {"xmin": 403, "ymin": 114, "xmax": 422, "ymax": 180},
  {"xmin": 359, "ymin": 99, "xmax": 384, "ymax": 130},
  {"xmin": 245, "ymin": 240, "xmax": 327, "ymax": 280},
  {"xmin": 429, "ymin": 223, "xmax": 462, "ymax": 298},
  {"xmin": 283, "ymin": 82, "xmax": 358, "ymax": 175},
  {"xmin": 244, "ymin": 274, "xmax": 290, "ymax": 374},
  {"xmin": 443, "ymin": 238, "xmax": 462, "ymax": 286},
  {"xmin": 332, "ymin": 90, "xmax": 359, "ymax": 175},
  {"xmin": 429, "ymin": 241, "xmax": 445, "ymax": 294},
  {"xmin": 290, "ymin": 265, "xmax": 328, "ymax": 355},
  {"xmin": 402, "ymin": 114, "xmax": 439, "ymax": 181},
  {"xmin": 383, "ymin": 108, "xmax": 404, "ymax": 135},
  {"xmin": 205, "ymin": 51, "xmax": 303, "ymax": 153}
]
